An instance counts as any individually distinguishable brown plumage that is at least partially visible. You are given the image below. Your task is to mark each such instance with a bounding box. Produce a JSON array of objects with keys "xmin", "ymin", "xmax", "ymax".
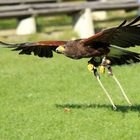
[{"xmin": 0, "ymin": 17, "xmax": 140, "ymax": 66}]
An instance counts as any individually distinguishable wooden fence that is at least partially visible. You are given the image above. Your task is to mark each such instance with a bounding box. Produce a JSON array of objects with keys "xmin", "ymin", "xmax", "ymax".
[{"xmin": 0, "ymin": 0, "xmax": 139, "ymax": 37}]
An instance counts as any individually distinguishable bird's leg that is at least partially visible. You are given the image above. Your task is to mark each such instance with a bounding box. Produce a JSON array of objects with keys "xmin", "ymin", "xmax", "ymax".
[
  {"xmin": 87, "ymin": 62, "xmax": 100, "ymax": 78},
  {"xmin": 88, "ymin": 59, "xmax": 117, "ymax": 110},
  {"xmin": 99, "ymin": 56, "xmax": 106, "ymax": 74},
  {"xmin": 88, "ymin": 58, "xmax": 100, "ymax": 78},
  {"xmin": 103, "ymin": 57, "xmax": 132, "ymax": 106}
]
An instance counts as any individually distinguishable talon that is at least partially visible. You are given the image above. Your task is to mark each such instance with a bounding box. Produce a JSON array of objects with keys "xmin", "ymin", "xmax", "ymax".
[
  {"xmin": 106, "ymin": 59, "xmax": 111, "ymax": 65},
  {"xmin": 94, "ymin": 68, "xmax": 100, "ymax": 78},
  {"xmin": 88, "ymin": 63, "xmax": 94, "ymax": 72},
  {"xmin": 107, "ymin": 66, "xmax": 113, "ymax": 76},
  {"xmin": 99, "ymin": 65, "xmax": 105, "ymax": 74}
]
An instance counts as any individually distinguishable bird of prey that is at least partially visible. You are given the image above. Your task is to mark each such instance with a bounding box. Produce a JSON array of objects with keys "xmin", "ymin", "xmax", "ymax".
[{"xmin": 1, "ymin": 17, "xmax": 140, "ymax": 110}]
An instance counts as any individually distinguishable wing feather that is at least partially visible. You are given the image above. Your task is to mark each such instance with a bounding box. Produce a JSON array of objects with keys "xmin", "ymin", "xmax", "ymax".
[
  {"xmin": 107, "ymin": 46, "xmax": 140, "ymax": 65},
  {"xmin": 0, "ymin": 41, "xmax": 66, "ymax": 58},
  {"xmin": 83, "ymin": 17, "xmax": 140, "ymax": 48}
]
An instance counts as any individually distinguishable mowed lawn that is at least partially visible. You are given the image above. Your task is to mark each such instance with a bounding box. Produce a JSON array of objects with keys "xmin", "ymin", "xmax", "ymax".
[
  {"xmin": 0, "ymin": 46, "xmax": 140, "ymax": 140},
  {"xmin": 0, "ymin": 11, "xmax": 140, "ymax": 139}
]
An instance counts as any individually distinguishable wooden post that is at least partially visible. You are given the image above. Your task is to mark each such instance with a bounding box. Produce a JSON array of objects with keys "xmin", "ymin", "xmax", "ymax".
[
  {"xmin": 92, "ymin": 0, "xmax": 107, "ymax": 20},
  {"xmin": 137, "ymin": 0, "xmax": 140, "ymax": 16},
  {"xmin": 73, "ymin": 8, "xmax": 95, "ymax": 38},
  {"xmin": 16, "ymin": 16, "xmax": 36, "ymax": 35}
]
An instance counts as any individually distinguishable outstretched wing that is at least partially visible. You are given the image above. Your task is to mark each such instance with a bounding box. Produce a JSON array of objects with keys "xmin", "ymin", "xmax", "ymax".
[
  {"xmin": 107, "ymin": 46, "xmax": 140, "ymax": 65},
  {"xmin": 83, "ymin": 16, "xmax": 140, "ymax": 48},
  {"xmin": 0, "ymin": 41, "xmax": 66, "ymax": 58}
]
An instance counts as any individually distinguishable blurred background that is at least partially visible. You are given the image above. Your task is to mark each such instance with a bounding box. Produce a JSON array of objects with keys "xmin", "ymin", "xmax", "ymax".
[{"xmin": 0, "ymin": 0, "xmax": 140, "ymax": 42}]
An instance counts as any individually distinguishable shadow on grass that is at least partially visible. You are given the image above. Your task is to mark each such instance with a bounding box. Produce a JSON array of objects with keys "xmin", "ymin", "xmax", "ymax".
[{"xmin": 55, "ymin": 103, "xmax": 140, "ymax": 112}]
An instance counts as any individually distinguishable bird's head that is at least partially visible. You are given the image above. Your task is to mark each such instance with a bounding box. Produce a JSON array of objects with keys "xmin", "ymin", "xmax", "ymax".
[{"xmin": 56, "ymin": 45, "xmax": 65, "ymax": 53}]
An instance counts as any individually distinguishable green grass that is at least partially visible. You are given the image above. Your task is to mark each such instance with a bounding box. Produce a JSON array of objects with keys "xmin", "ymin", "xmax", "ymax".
[
  {"xmin": 0, "ymin": 19, "xmax": 17, "ymax": 30},
  {"xmin": 0, "ymin": 46, "xmax": 140, "ymax": 140},
  {"xmin": 0, "ymin": 9, "xmax": 140, "ymax": 140}
]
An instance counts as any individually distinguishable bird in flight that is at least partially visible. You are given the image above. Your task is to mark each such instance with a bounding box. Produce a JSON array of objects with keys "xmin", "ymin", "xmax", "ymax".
[{"xmin": 1, "ymin": 17, "xmax": 140, "ymax": 110}]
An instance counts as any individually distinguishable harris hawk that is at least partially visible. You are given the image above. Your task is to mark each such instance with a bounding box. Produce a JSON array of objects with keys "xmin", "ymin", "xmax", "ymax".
[{"xmin": 1, "ymin": 17, "xmax": 140, "ymax": 109}]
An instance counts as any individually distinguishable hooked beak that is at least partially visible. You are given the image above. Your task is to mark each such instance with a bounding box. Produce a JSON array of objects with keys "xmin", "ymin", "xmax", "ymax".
[{"xmin": 56, "ymin": 45, "xmax": 65, "ymax": 53}]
